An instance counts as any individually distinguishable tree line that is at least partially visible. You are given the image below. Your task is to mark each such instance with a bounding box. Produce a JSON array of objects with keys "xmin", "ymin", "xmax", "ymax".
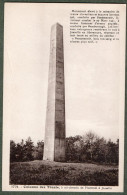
[
  {"xmin": 10, "ymin": 132, "xmax": 119, "ymax": 164},
  {"xmin": 10, "ymin": 137, "xmax": 44, "ymax": 162}
]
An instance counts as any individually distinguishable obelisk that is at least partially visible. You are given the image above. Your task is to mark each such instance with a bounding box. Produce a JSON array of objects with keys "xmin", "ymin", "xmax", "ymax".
[{"xmin": 43, "ymin": 23, "xmax": 66, "ymax": 162}]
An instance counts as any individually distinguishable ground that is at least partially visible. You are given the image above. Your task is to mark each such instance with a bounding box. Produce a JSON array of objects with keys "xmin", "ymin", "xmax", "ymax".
[{"xmin": 10, "ymin": 160, "xmax": 118, "ymax": 186}]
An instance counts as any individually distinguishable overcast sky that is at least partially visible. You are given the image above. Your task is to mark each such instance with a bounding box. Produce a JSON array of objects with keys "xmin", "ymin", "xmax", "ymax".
[{"xmin": 3, "ymin": 3, "xmax": 125, "ymax": 144}]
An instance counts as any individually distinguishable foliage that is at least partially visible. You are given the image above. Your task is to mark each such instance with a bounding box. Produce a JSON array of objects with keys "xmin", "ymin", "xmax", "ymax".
[
  {"xmin": 66, "ymin": 131, "xmax": 119, "ymax": 164},
  {"xmin": 33, "ymin": 141, "xmax": 44, "ymax": 160},
  {"xmin": 10, "ymin": 140, "xmax": 17, "ymax": 162},
  {"xmin": 10, "ymin": 138, "xmax": 44, "ymax": 162},
  {"xmin": 22, "ymin": 137, "xmax": 34, "ymax": 161},
  {"xmin": 10, "ymin": 131, "xmax": 119, "ymax": 164}
]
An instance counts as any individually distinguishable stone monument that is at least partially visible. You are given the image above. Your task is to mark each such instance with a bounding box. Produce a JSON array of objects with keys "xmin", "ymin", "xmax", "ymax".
[{"xmin": 43, "ymin": 23, "xmax": 66, "ymax": 162}]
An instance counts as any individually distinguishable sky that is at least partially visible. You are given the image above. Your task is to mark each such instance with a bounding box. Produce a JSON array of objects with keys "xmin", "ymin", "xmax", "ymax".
[{"xmin": 3, "ymin": 3, "xmax": 125, "ymax": 144}]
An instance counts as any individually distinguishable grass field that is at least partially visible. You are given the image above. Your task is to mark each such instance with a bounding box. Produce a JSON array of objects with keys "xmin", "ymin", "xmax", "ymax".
[{"xmin": 10, "ymin": 160, "xmax": 118, "ymax": 186}]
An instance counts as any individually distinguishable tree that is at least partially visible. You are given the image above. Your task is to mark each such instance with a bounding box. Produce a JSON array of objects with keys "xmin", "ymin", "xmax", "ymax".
[
  {"xmin": 73, "ymin": 137, "xmax": 84, "ymax": 161},
  {"xmin": 93, "ymin": 137, "xmax": 108, "ymax": 163},
  {"xmin": 15, "ymin": 142, "xmax": 24, "ymax": 161},
  {"xmin": 66, "ymin": 135, "xmax": 83, "ymax": 162},
  {"xmin": 83, "ymin": 131, "xmax": 98, "ymax": 161},
  {"xmin": 10, "ymin": 140, "xmax": 16, "ymax": 162},
  {"xmin": 106, "ymin": 139, "xmax": 119, "ymax": 164},
  {"xmin": 10, "ymin": 134, "xmax": 119, "ymax": 164},
  {"xmin": 23, "ymin": 137, "xmax": 34, "ymax": 161},
  {"xmin": 36, "ymin": 141, "xmax": 44, "ymax": 160}
]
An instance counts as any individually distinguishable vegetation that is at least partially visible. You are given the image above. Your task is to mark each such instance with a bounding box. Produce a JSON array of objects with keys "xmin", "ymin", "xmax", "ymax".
[
  {"xmin": 10, "ymin": 137, "xmax": 44, "ymax": 162},
  {"xmin": 10, "ymin": 160, "xmax": 118, "ymax": 185},
  {"xmin": 66, "ymin": 132, "xmax": 119, "ymax": 164},
  {"xmin": 10, "ymin": 132, "xmax": 119, "ymax": 164},
  {"xmin": 10, "ymin": 132, "xmax": 119, "ymax": 185}
]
